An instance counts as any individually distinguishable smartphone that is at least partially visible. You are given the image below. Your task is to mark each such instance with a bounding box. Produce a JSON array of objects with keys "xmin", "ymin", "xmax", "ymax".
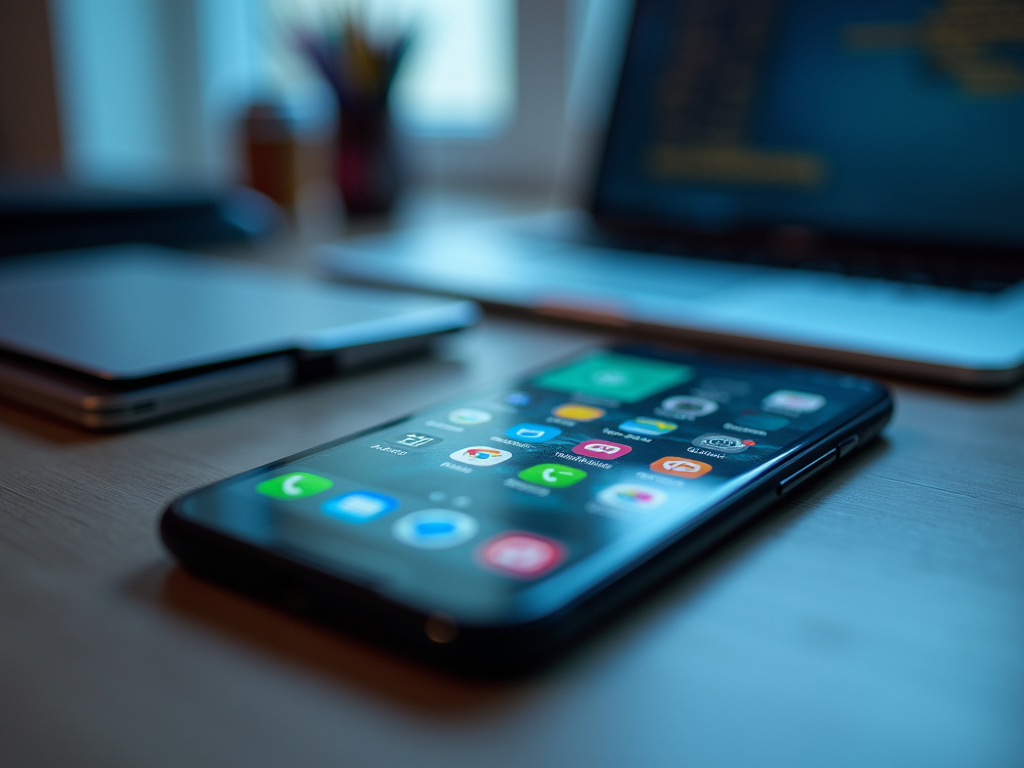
[{"xmin": 161, "ymin": 344, "xmax": 892, "ymax": 674}]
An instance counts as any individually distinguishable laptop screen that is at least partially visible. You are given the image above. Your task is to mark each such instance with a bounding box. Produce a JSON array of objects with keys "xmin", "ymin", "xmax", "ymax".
[{"xmin": 592, "ymin": 0, "xmax": 1024, "ymax": 250}]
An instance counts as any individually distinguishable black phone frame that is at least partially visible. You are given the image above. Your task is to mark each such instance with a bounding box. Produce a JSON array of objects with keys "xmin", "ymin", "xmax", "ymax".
[{"xmin": 160, "ymin": 347, "xmax": 893, "ymax": 676}]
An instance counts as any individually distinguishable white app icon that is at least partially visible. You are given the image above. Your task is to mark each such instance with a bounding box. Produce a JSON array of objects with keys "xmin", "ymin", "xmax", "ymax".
[
  {"xmin": 661, "ymin": 458, "xmax": 705, "ymax": 474},
  {"xmin": 450, "ymin": 446, "xmax": 513, "ymax": 466},
  {"xmin": 584, "ymin": 443, "xmax": 621, "ymax": 455},
  {"xmin": 448, "ymin": 408, "xmax": 493, "ymax": 425},
  {"xmin": 596, "ymin": 484, "xmax": 668, "ymax": 512},
  {"xmin": 762, "ymin": 390, "xmax": 826, "ymax": 415},
  {"xmin": 692, "ymin": 433, "xmax": 752, "ymax": 453},
  {"xmin": 659, "ymin": 395, "xmax": 719, "ymax": 420},
  {"xmin": 393, "ymin": 510, "xmax": 478, "ymax": 549}
]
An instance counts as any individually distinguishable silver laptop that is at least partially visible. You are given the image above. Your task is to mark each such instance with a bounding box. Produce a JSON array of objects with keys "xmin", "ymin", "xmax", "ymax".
[
  {"xmin": 321, "ymin": 0, "xmax": 1024, "ymax": 387},
  {"xmin": 0, "ymin": 244, "xmax": 478, "ymax": 428}
]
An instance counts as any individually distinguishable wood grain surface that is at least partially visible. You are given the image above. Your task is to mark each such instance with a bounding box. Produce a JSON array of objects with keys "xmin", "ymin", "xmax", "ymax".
[{"xmin": 1, "ymin": 235, "xmax": 1022, "ymax": 767}]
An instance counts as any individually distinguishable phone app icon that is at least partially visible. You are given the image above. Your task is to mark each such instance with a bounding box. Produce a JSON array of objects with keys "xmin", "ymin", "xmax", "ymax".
[
  {"xmin": 533, "ymin": 351, "xmax": 693, "ymax": 402},
  {"xmin": 692, "ymin": 433, "xmax": 755, "ymax": 453},
  {"xmin": 388, "ymin": 432, "xmax": 443, "ymax": 448},
  {"xmin": 478, "ymin": 532, "xmax": 566, "ymax": 579},
  {"xmin": 650, "ymin": 456, "xmax": 713, "ymax": 478},
  {"xmin": 572, "ymin": 440, "xmax": 632, "ymax": 460},
  {"xmin": 450, "ymin": 446, "xmax": 513, "ymax": 466},
  {"xmin": 322, "ymin": 491, "xmax": 397, "ymax": 522},
  {"xmin": 393, "ymin": 510, "xmax": 478, "ymax": 549},
  {"xmin": 518, "ymin": 463, "xmax": 587, "ymax": 488},
  {"xmin": 448, "ymin": 408, "xmax": 493, "ymax": 426},
  {"xmin": 619, "ymin": 416, "xmax": 678, "ymax": 436},
  {"xmin": 596, "ymin": 484, "xmax": 667, "ymax": 512},
  {"xmin": 552, "ymin": 403, "xmax": 606, "ymax": 421},
  {"xmin": 506, "ymin": 423, "xmax": 562, "ymax": 442},
  {"xmin": 762, "ymin": 390, "xmax": 826, "ymax": 415},
  {"xmin": 659, "ymin": 395, "xmax": 719, "ymax": 420},
  {"xmin": 256, "ymin": 472, "xmax": 333, "ymax": 500}
]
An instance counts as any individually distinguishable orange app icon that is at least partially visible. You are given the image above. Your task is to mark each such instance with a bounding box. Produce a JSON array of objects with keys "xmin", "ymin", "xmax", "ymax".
[
  {"xmin": 650, "ymin": 456, "xmax": 712, "ymax": 478},
  {"xmin": 552, "ymin": 403, "xmax": 606, "ymax": 421}
]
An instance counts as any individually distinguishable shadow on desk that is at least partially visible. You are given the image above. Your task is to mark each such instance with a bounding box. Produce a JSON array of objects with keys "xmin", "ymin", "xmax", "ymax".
[{"xmin": 123, "ymin": 439, "xmax": 890, "ymax": 712}]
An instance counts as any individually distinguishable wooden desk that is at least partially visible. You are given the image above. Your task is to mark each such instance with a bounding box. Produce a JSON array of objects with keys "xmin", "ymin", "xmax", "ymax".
[{"xmin": 1, "ymin": 211, "xmax": 1022, "ymax": 767}]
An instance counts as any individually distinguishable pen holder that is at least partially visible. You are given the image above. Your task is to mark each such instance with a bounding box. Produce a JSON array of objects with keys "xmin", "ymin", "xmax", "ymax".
[{"xmin": 335, "ymin": 105, "xmax": 401, "ymax": 217}]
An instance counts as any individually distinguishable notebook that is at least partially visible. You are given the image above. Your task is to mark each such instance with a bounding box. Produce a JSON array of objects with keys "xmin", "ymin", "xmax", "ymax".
[{"xmin": 0, "ymin": 245, "xmax": 478, "ymax": 428}]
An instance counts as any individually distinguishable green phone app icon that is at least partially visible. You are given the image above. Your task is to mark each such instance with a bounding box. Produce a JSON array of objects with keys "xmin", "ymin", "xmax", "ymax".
[
  {"xmin": 518, "ymin": 463, "xmax": 588, "ymax": 488},
  {"xmin": 256, "ymin": 472, "xmax": 333, "ymax": 500}
]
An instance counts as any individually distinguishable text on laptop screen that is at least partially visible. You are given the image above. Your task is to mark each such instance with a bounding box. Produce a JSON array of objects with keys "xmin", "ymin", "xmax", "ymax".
[{"xmin": 594, "ymin": 0, "xmax": 1024, "ymax": 248}]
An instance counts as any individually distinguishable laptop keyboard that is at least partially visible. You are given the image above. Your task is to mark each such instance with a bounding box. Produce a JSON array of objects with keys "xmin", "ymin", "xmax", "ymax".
[
  {"xmin": 728, "ymin": 249, "xmax": 1022, "ymax": 293},
  {"xmin": 556, "ymin": 230, "xmax": 1024, "ymax": 294}
]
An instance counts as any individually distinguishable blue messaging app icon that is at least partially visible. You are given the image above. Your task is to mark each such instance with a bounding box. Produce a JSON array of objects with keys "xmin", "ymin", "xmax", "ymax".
[
  {"xmin": 505, "ymin": 423, "xmax": 562, "ymax": 443},
  {"xmin": 322, "ymin": 491, "xmax": 398, "ymax": 523}
]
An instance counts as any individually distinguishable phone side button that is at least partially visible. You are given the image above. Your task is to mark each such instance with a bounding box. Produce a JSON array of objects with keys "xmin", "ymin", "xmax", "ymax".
[
  {"xmin": 777, "ymin": 448, "xmax": 837, "ymax": 495},
  {"xmin": 837, "ymin": 435, "xmax": 859, "ymax": 458}
]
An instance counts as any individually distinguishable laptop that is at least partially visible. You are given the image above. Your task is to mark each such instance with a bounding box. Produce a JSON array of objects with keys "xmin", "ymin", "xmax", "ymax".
[
  {"xmin": 0, "ymin": 244, "xmax": 478, "ymax": 429},
  {"xmin": 321, "ymin": 0, "xmax": 1024, "ymax": 388}
]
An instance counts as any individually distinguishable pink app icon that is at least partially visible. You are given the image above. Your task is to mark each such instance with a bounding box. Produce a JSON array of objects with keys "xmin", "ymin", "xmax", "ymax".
[
  {"xmin": 478, "ymin": 532, "xmax": 566, "ymax": 579},
  {"xmin": 571, "ymin": 439, "xmax": 632, "ymax": 460}
]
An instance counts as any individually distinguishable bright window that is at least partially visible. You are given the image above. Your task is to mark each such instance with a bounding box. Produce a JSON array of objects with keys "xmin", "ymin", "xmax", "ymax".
[{"xmin": 271, "ymin": 0, "xmax": 516, "ymax": 137}]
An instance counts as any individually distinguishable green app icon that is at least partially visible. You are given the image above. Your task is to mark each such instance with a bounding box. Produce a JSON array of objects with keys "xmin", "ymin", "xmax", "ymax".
[
  {"xmin": 256, "ymin": 472, "xmax": 333, "ymax": 500},
  {"xmin": 532, "ymin": 352, "xmax": 693, "ymax": 402},
  {"xmin": 518, "ymin": 463, "xmax": 588, "ymax": 488}
]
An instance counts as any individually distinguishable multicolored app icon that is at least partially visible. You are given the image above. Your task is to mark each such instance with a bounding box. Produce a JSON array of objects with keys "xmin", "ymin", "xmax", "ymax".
[
  {"xmin": 322, "ymin": 491, "xmax": 397, "ymax": 522},
  {"xmin": 518, "ymin": 463, "xmax": 588, "ymax": 488},
  {"xmin": 596, "ymin": 484, "xmax": 667, "ymax": 512},
  {"xmin": 552, "ymin": 403, "xmax": 606, "ymax": 422},
  {"xmin": 505, "ymin": 423, "xmax": 562, "ymax": 442},
  {"xmin": 619, "ymin": 416, "xmax": 678, "ymax": 436},
  {"xmin": 387, "ymin": 432, "xmax": 443, "ymax": 448},
  {"xmin": 392, "ymin": 509, "xmax": 478, "ymax": 549},
  {"xmin": 692, "ymin": 433, "xmax": 755, "ymax": 453},
  {"xmin": 533, "ymin": 351, "xmax": 693, "ymax": 402},
  {"xmin": 571, "ymin": 439, "xmax": 632, "ymax": 460},
  {"xmin": 448, "ymin": 408, "xmax": 493, "ymax": 426},
  {"xmin": 659, "ymin": 395, "xmax": 719, "ymax": 420},
  {"xmin": 450, "ymin": 446, "xmax": 513, "ymax": 466},
  {"xmin": 255, "ymin": 472, "xmax": 333, "ymax": 500},
  {"xmin": 650, "ymin": 456, "xmax": 713, "ymax": 478},
  {"xmin": 478, "ymin": 532, "xmax": 566, "ymax": 579},
  {"xmin": 762, "ymin": 390, "xmax": 826, "ymax": 415}
]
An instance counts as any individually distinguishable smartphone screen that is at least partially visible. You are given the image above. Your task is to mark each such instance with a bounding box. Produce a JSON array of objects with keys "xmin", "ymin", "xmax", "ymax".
[{"xmin": 174, "ymin": 345, "xmax": 888, "ymax": 627}]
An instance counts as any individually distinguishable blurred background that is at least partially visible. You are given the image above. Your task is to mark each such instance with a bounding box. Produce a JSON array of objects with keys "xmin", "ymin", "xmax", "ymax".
[{"xmin": 0, "ymin": 0, "xmax": 633, "ymax": 213}]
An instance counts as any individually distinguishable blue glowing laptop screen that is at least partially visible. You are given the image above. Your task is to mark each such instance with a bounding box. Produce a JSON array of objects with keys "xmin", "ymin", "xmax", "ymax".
[{"xmin": 594, "ymin": 0, "xmax": 1024, "ymax": 248}]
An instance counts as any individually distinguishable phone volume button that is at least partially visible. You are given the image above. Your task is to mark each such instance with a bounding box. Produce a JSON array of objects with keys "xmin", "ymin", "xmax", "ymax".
[
  {"xmin": 837, "ymin": 435, "xmax": 859, "ymax": 458},
  {"xmin": 777, "ymin": 448, "xmax": 837, "ymax": 495}
]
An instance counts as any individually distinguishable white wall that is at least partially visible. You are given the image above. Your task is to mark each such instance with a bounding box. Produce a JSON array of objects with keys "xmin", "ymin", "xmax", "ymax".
[
  {"xmin": 49, "ymin": 0, "xmax": 632, "ymax": 193},
  {"xmin": 50, "ymin": 0, "xmax": 263, "ymax": 185}
]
